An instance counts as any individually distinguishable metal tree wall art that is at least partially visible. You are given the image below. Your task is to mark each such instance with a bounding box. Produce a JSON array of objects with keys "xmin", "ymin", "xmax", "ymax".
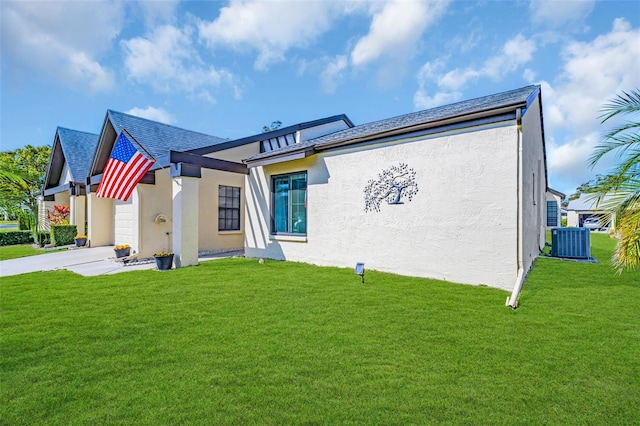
[{"xmin": 363, "ymin": 163, "xmax": 419, "ymax": 212}]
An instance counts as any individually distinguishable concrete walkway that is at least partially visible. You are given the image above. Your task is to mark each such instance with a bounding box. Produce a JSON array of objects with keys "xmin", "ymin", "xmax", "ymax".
[{"xmin": 0, "ymin": 246, "xmax": 244, "ymax": 278}]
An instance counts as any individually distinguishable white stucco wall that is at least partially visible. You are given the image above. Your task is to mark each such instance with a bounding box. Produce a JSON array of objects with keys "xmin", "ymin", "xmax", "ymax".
[
  {"xmin": 59, "ymin": 162, "xmax": 72, "ymax": 186},
  {"xmin": 520, "ymin": 95, "xmax": 547, "ymax": 273},
  {"xmin": 87, "ymin": 192, "xmax": 113, "ymax": 247},
  {"xmin": 567, "ymin": 210, "xmax": 580, "ymax": 227},
  {"xmin": 137, "ymin": 171, "xmax": 173, "ymax": 257},
  {"xmin": 246, "ymin": 121, "xmax": 521, "ymax": 291},
  {"xmin": 53, "ymin": 191, "xmax": 70, "ymax": 206}
]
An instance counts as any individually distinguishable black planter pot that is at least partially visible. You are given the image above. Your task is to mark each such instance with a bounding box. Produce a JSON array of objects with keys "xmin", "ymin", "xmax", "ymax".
[
  {"xmin": 75, "ymin": 238, "xmax": 87, "ymax": 247},
  {"xmin": 155, "ymin": 254, "xmax": 174, "ymax": 271},
  {"xmin": 114, "ymin": 247, "xmax": 131, "ymax": 258}
]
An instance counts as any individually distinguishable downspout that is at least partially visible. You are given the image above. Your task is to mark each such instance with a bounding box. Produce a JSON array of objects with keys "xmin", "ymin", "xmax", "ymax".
[{"xmin": 507, "ymin": 109, "xmax": 524, "ymax": 308}]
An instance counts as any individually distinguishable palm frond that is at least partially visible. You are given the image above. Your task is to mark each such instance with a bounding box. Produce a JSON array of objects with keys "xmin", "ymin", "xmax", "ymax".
[
  {"xmin": 612, "ymin": 209, "xmax": 640, "ymax": 272},
  {"xmin": 601, "ymin": 122, "xmax": 640, "ymax": 141},
  {"xmin": 599, "ymin": 89, "xmax": 640, "ymax": 123},
  {"xmin": 589, "ymin": 136, "xmax": 640, "ymax": 167}
]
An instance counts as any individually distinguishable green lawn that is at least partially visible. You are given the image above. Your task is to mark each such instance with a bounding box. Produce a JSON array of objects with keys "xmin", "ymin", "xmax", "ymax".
[
  {"xmin": 0, "ymin": 244, "xmax": 65, "ymax": 261},
  {"xmin": 1, "ymin": 234, "xmax": 638, "ymax": 424}
]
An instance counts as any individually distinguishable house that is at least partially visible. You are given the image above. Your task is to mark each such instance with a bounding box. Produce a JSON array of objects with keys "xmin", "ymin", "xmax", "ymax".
[
  {"xmin": 84, "ymin": 110, "xmax": 353, "ymax": 266},
  {"xmin": 566, "ymin": 194, "xmax": 614, "ymax": 228},
  {"xmin": 40, "ymin": 127, "xmax": 100, "ymax": 231},
  {"xmin": 243, "ymin": 85, "xmax": 548, "ymax": 305},
  {"xmin": 545, "ymin": 188, "xmax": 565, "ymax": 228}
]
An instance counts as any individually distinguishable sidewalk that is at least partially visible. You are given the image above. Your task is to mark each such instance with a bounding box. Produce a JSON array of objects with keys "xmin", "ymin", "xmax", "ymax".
[{"xmin": 0, "ymin": 246, "xmax": 243, "ymax": 278}]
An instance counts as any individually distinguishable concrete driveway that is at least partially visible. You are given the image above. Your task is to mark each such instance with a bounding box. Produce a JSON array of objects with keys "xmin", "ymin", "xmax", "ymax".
[{"xmin": 0, "ymin": 247, "xmax": 243, "ymax": 278}]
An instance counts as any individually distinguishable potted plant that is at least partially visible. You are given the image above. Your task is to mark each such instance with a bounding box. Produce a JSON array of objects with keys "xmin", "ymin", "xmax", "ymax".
[
  {"xmin": 74, "ymin": 235, "xmax": 87, "ymax": 247},
  {"xmin": 114, "ymin": 244, "xmax": 131, "ymax": 258},
  {"xmin": 153, "ymin": 251, "xmax": 174, "ymax": 271}
]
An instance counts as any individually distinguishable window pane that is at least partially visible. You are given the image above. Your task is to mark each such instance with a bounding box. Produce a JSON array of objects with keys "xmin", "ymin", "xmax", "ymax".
[
  {"xmin": 272, "ymin": 173, "xmax": 307, "ymax": 234},
  {"xmin": 273, "ymin": 177, "xmax": 289, "ymax": 233}
]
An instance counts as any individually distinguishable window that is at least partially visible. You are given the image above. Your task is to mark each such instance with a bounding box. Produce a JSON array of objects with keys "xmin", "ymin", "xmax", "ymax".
[
  {"xmin": 272, "ymin": 172, "xmax": 307, "ymax": 235},
  {"xmin": 218, "ymin": 185, "xmax": 241, "ymax": 231},
  {"xmin": 546, "ymin": 201, "xmax": 558, "ymax": 227}
]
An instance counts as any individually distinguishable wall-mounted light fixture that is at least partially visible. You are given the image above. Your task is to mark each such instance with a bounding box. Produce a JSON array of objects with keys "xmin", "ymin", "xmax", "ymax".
[{"xmin": 355, "ymin": 262, "xmax": 365, "ymax": 284}]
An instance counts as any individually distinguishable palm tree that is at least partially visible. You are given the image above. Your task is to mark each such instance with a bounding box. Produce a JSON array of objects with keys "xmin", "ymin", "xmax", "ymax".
[{"xmin": 589, "ymin": 89, "xmax": 640, "ymax": 271}]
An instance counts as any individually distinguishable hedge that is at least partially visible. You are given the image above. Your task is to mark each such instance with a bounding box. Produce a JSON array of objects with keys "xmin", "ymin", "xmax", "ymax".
[
  {"xmin": 0, "ymin": 231, "xmax": 34, "ymax": 246},
  {"xmin": 51, "ymin": 225, "xmax": 77, "ymax": 247}
]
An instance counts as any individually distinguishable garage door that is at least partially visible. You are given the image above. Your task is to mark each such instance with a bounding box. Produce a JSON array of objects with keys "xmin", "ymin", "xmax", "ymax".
[{"xmin": 113, "ymin": 198, "xmax": 133, "ymax": 246}]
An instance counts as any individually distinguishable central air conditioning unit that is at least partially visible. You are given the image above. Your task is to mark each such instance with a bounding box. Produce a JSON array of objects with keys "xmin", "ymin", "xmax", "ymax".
[{"xmin": 550, "ymin": 227, "xmax": 591, "ymax": 259}]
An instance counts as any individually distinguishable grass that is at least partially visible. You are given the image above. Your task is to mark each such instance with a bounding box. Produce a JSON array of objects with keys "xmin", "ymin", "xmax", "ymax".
[
  {"xmin": 0, "ymin": 221, "xmax": 19, "ymax": 233},
  {"xmin": 1, "ymin": 234, "xmax": 638, "ymax": 424},
  {"xmin": 0, "ymin": 244, "xmax": 65, "ymax": 261}
]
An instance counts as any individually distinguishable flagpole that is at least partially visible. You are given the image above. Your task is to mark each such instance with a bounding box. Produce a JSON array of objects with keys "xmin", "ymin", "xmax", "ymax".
[
  {"xmin": 120, "ymin": 127, "xmax": 177, "ymax": 183},
  {"xmin": 121, "ymin": 128, "xmax": 158, "ymax": 163}
]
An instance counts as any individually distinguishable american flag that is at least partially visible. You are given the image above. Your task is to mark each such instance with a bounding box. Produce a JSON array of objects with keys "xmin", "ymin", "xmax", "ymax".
[{"xmin": 96, "ymin": 132, "xmax": 154, "ymax": 201}]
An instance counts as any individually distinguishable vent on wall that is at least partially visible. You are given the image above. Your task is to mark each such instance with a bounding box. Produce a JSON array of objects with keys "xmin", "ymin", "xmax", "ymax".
[{"xmin": 551, "ymin": 228, "xmax": 591, "ymax": 259}]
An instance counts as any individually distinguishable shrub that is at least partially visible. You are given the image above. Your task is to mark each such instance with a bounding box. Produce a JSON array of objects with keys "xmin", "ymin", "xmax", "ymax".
[
  {"xmin": 47, "ymin": 205, "xmax": 70, "ymax": 225},
  {"xmin": 17, "ymin": 211, "xmax": 36, "ymax": 230},
  {"xmin": 0, "ymin": 231, "xmax": 34, "ymax": 246},
  {"xmin": 33, "ymin": 231, "xmax": 51, "ymax": 247},
  {"xmin": 51, "ymin": 225, "xmax": 77, "ymax": 247}
]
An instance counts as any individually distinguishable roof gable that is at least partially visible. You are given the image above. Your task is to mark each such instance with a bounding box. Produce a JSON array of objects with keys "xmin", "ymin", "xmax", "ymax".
[
  {"xmin": 43, "ymin": 127, "xmax": 99, "ymax": 189},
  {"xmin": 91, "ymin": 110, "xmax": 229, "ymax": 175}
]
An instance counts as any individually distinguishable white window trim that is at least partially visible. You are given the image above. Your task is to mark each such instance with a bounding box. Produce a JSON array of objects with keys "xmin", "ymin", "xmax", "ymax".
[{"xmin": 269, "ymin": 234, "xmax": 307, "ymax": 242}]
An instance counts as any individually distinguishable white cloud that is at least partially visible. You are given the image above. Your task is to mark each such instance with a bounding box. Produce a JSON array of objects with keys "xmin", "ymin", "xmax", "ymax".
[
  {"xmin": 1, "ymin": 0, "xmax": 123, "ymax": 92},
  {"xmin": 320, "ymin": 55, "xmax": 348, "ymax": 94},
  {"xmin": 121, "ymin": 24, "xmax": 241, "ymax": 101},
  {"xmin": 529, "ymin": 0, "xmax": 594, "ymax": 28},
  {"xmin": 544, "ymin": 18, "xmax": 640, "ymax": 135},
  {"xmin": 413, "ymin": 59, "xmax": 461, "ymax": 109},
  {"xmin": 126, "ymin": 106, "xmax": 176, "ymax": 124},
  {"xmin": 198, "ymin": 0, "xmax": 345, "ymax": 70},
  {"xmin": 136, "ymin": 0, "xmax": 180, "ymax": 28},
  {"xmin": 350, "ymin": 0, "xmax": 449, "ymax": 66},
  {"xmin": 542, "ymin": 18, "xmax": 640, "ymax": 192},
  {"xmin": 522, "ymin": 68, "xmax": 537, "ymax": 83},
  {"xmin": 413, "ymin": 34, "xmax": 536, "ymax": 109}
]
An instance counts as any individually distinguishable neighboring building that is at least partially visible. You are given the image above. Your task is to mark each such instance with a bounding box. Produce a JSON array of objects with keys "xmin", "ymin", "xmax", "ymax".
[
  {"xmin": 243, "ymin": 85, "xmax": 548, "ymax": 304},
  {"xmin": 41, "ymin": 127, "xmax": 100, "ymax": 231},
  {"xmin": 84, "ymin": 110, "xmax": 353, "ymax": 266},
  {"xmin": 546, "ymin": 188, "xmax": 565, "ymax": 228},
  {"xmin": 566, "ymin": 194, "xmax": 614, "ymax": 228}
]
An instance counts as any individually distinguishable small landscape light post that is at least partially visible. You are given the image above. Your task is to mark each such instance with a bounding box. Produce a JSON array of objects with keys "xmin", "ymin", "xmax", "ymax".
[{"xmin": 355, "ymin": 262, "xmax": 365, "ymax": 284}]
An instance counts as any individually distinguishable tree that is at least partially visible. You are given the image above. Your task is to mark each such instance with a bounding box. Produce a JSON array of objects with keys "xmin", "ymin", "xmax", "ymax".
[
  {"xmin": 364, "ymin": 163, "xmax": 419, "ymax": 212},
  {"xmin": 588, "ymin": 89, "xmax": 640, "ymax": 271},
  {"xmin": 262, "ymin": 121, "xmax": 282, "ymax": 133},
  {"xmin": 568, "ymin": 173, "xmax": 627, "ymax": 203},
  {"xmin": 0, "ymin": 145, "xmax": 51, "ymax": 221}
]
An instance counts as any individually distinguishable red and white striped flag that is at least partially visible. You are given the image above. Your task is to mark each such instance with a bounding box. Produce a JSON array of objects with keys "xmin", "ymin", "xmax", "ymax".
[{"xmin": 96, "ymin": 132, "xmax": 154, "ymax": 201}]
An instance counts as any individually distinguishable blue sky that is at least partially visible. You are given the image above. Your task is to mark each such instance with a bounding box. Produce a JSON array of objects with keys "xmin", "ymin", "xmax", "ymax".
[{"xmin": 1, "ymin": 0, "xmax": 639, "ymax": 196}]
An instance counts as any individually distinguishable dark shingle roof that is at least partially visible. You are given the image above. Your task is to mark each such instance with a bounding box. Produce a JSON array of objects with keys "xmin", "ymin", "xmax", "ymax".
[
  {"xmin": 57, "ymin": 127, "xmax": 100, "ymax": 182},
  {"xmin": 246, "ymin": 85, "xmax": 540, "ymax": 162},
  {"xmin": 106, "ymin": 110, "xmax": 229, "ymax": 161}
]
